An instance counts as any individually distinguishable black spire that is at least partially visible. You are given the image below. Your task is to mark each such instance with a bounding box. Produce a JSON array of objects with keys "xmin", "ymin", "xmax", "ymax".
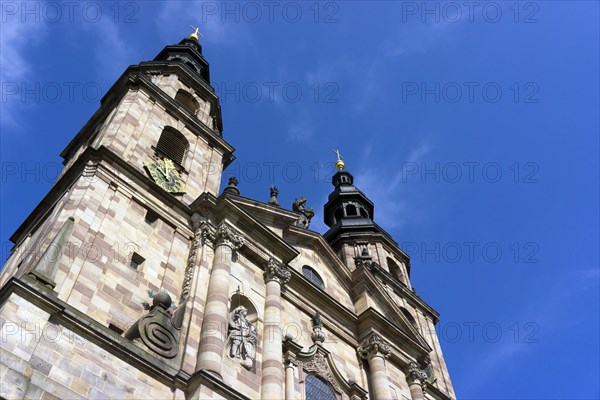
[
  {"xmin": 151, "ymin": 33, "xmax": 211, "ymax": 83},
  {"xmin": 323, "ymin": 169, "xmax": 375, "ymax": 229}
]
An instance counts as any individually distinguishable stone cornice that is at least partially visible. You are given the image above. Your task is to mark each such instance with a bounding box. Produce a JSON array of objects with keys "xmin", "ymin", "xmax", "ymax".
[
  {"xmin": 9, "ymin": 146, "xmax": 194, "ymax": 246},
  {"xmin": 0, "ymin": 277, "xmax": 254, "ymax": 400},
  {"xmin": 0, "ymin": 278, "xmax": 184, "ymax": 386},
  {"xmin": 365, "ymin": 259, "xmax": 440, "ymax": 322},
  {"xmin": 190, "ymin": 195, "xmax": 299, "ymax": 265},
  {"xmin": 357, "ymin": 308, "xmax": 431, "ymax": 362},
  {"xmin": 325, "ymin": 229, "xmax": 412, "ymax": 275},
  {"xmin": 187, "ymin": 370, "xmax": 252, "ymax": 400},
  {"xmin": 285, "ymin": 225, "xmax": 353, "ymax": 293},
  {"xmin": 226, "ymin": 195, "xmax": 299, "ymax": 226},
  {"xmin": 283, "ymin": 267, "xmax": 358, "ymax": 347},
  {"xmin": 353, "ymin": 265, "xmax": 436, "ymax": 350}
]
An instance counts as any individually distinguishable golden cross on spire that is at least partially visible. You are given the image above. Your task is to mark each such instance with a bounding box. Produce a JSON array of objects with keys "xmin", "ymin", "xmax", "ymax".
[
  {"xmin": 189, "ymin": 25, "xmax": 203, "ymax": 42},
  {"xmin": 333, "ymin": 149, "xmax": 345, "ymax": 171}
]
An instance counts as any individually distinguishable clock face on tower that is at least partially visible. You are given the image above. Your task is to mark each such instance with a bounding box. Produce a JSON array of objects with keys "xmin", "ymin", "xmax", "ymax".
[{"xmin": 144, "ymin": 159, "xmax": 186, "ymax": 194}]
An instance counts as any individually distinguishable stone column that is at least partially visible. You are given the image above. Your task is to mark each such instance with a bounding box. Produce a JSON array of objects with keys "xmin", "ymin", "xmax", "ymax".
[
  {"xmin": 406, "ymin": 361, "xmax": 428, "ymax": 400},
  {"xmin": 284, "ymin": 357, "xmax": 297, "ymax": 400},
  {"xmin": 357, "ymin": 334, "xmax": 392, "ymax": 400},
  {"xmin": 261, "ymin": 258, "xmax": 291, "ymax": 400},
  {"xmin": 196, "ymin": 222, "xmax": 244, "ymax": 376}
]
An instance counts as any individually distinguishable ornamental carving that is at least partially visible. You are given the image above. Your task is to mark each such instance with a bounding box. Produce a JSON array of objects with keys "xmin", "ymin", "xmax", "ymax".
[
  {"xmin": 268, "ymin": 186, "xmax": 280, "ymax": 207},
  {"xmin": 199, "ymin": 218, "xmax": 215, "ymax": 245},
  {"xmin": 357, "ymin": 334, "xmax": 391, "ymax": 360},
  {"xmin": 299, "ymin": 352, "xmax": 343, "ymax": 394},
  {"xmin": 180, "ymin": 213, "xmax": 204, "ymax": 301},
  {"xmin": 406, "ymin": 361, "xmax": 428, "ymax": 384},
  {"xmin": 311, "ymin": 312, "xmax": 326, "ymax": 344},
  {"xmin": 124, "ymin": 290, "xmax": 183, "ymax": 359},
  {"xmin": 227, "ymin": 305, "xmax": 257, "ymax": 369},
  {"xmin": 353, "ymin": 247, "xmax": 379, "ymax": 271},
  {"xmin": 264, "ymin": 258, "xmax": 291, "ymax": 286},
  {"xmin": 213, "ymin": 223, "xmax": 244, "ymax": 250}
]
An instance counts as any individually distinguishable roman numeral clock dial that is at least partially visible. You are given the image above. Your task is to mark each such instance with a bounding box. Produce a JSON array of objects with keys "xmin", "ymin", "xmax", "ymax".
[{"xmin": 144, "ymin": 159, "xmax": 186, "ymax": 194}]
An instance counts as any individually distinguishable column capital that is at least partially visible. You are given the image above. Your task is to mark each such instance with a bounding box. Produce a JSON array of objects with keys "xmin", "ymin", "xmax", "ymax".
[
  {"xmin": 213, "ymin": 222, "xmax": 244, "ymax": 250},
  {"xmin": 264, "ymin": 258, "xmax": 291, "ymax": 286},
  {"xmin": 283, "ymin": 355, "xmax": 299, "ymax": 368},
  {"xmin": 405, "ymin": 361, "xmax": 428, "ymax": 384},
  {"xmin": 357, "ymin": 334, "xmax": 391, "ymax": 361}
]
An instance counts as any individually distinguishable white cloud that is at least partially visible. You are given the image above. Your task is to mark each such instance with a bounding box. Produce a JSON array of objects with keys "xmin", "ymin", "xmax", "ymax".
[
  {"xmin": 287, "ymin": 117, "xmax": 314, "ymax": 142},
  {"xmin": 156, "ymin": 1, "xmax": 249, "ymax": 46},
  {"xmin": 79, "ymin": 19, "xmax": 129, "ymax": 81},
  {"xmin": 0, "ymin": 18, "xmax": 47, "ymax": 129},
  {"xmin": 355, "ymin": 138, "xmax": 433, "ymax": 230},
  {"xmin": 383, "ymin": 17, "xmax": 462, "ymax": 58}
]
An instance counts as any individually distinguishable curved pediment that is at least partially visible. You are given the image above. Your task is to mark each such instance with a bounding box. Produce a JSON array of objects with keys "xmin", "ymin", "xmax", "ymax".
[{"xmin": 283, "ymin": 339, "xmax": 368, "ymax": 400}]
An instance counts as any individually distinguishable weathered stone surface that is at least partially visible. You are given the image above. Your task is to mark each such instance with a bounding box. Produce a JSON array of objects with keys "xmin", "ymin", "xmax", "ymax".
[{"xmin": 0, "ymin": 33, "xmax": 455, "ymax": 400}]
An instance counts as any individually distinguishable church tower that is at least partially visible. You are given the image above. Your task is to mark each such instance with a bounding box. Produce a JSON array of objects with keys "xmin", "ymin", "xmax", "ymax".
[{"xmin": 0, "ymin": 32, "xmax": 455, "ymax": 400}]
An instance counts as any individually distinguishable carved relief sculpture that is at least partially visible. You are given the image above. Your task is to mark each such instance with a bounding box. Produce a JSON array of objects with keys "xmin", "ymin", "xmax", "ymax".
[{"xmin": 124, "ymin": 289, "xmax": 183, "ymax": 359}]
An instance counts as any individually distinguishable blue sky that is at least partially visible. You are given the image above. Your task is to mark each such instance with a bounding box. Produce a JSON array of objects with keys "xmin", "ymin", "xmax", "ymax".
[{"xmin": 1, "ymin": 1, "xmax": 598, "ymax": 398}]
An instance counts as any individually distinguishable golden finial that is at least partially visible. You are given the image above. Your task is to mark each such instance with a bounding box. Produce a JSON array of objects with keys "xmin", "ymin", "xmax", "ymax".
[
  {"xmin": 333, "ymin": 149, "xmax": 345, "ymax": 171},
  {"xmin": 189, "ymin": 25, "xmax": 203, "ymax": 42}
]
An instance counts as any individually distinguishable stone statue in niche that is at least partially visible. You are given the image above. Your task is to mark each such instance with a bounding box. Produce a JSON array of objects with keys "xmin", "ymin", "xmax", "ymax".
[
  {"xmin": 292, "ymin": 195, "xmax": 315, "ymax": 228},
  {"xmin": 228, "ymin": 305, "xmax": 256, "ymax": 369}
]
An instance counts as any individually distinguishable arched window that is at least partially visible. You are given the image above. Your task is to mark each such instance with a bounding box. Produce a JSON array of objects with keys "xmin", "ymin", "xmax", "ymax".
[
  {"xmin": 359, "ymin": 207, "xmax": 369, "ymax": 218},
  {"xmin": 156, "ymin": 126, "xmax": 189, "ymax": 166},
  {"xmin": 302, "ymin": 266, "xmax": 324, "ymax": 289},
  {"xmin": 400, "ymin": 307, "xmax": 418, "ymax": 328},
  {"xmin": 305, "ymin": 374, "xmax": 336, "ymax": 400},
  {"xmin": 334, "ymin": 208, "xmax": 343, "ymax": 223},
  {"xmin": 185, "ymin": 61, "xmax": 198, "ymax": 73},
  {"xmin": 175, "ymin": 89, "xmax": 200, "ymax": 114},
  {"xmin": 345, "ymin": 204, "xmax": 357, "ymax": 216},
  {"xmin": 387, "ymin": 257, "xmax": 404, "ymax": 281}
]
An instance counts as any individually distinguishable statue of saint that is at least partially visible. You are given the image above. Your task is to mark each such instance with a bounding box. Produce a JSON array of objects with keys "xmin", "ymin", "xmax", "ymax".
[
  {"xmin": 292, "ymin": 196, "xmax": 314, "ymax": 228},
  {"xmin": 228, "ymin": 306, "xmax": 256, "ymax": 368},
  {"xmin": 292, "ymin": 196, "xmax": 307, "ymax": 213}
]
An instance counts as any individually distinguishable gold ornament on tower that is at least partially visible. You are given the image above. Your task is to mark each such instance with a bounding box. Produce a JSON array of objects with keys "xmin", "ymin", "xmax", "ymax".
[
  {"xmin": 189, "ymin": 25, "xmax": 203, "ymax": 42},
  {"xmin": 333, "ymin": 149, "xmax": 345, "ymax": 171}
]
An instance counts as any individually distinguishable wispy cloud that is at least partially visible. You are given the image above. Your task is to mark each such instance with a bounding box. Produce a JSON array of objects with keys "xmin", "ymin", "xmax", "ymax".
[
  {"xmin": 287, "ymin": 114, "xmax": 315, "ymax": 142},
  {"xmin": 0, "ymin": 18, "xmax": 47, "ymax": 129},
  {"xmin": 383, "ymin": 16, "xmax": 464, "ymax": 58},
  {"xmin": 354, "ymin": 138, "xmax": 434, "ymax": 230},
  {"xmin": 459, "ymin": 268, "xmax": 600, "ymax": 395},
  {"xmin": 156, "ymin": 1, "xmax": 249, "ymax": 46},
  {"xmin": 79, "ymin": 20, "xmax": 129, "ymax": 81}
]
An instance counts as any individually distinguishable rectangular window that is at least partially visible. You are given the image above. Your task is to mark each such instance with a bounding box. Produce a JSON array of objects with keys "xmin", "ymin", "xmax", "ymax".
[
  {"xmin": 130, "ymin": 252, "xmax": 145, "ymax": 270},
  {"xmin": 144, "ymin": 209, "xmax": 159, "ymax": 225},
  {"xmin": 108, "ymin": 323, "xmax": 124, "ymax": 335}
]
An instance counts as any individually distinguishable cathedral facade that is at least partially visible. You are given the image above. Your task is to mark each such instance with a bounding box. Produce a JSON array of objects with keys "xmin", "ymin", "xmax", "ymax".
[{"xmin": 0, "ymin": 33, "xmax": 455, "ymax": 400}]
